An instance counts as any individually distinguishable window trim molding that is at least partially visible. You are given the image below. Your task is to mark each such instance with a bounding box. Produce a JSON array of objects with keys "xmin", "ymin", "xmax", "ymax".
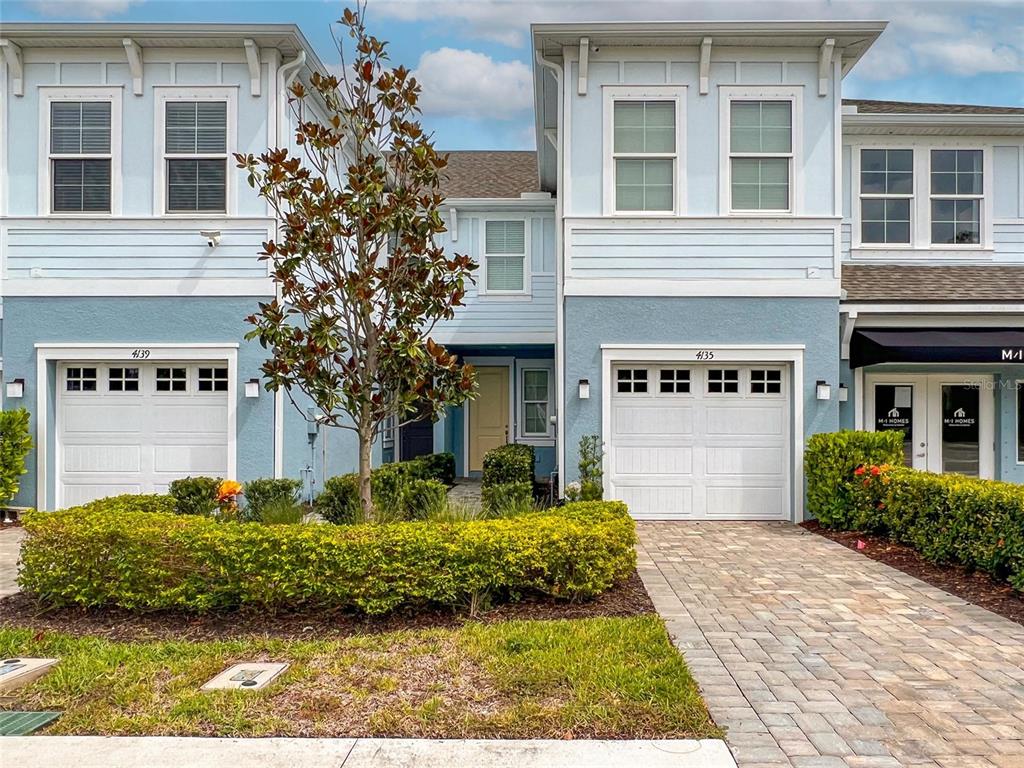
[
  {"xmin": 37, "ymin": 86, "xmax": 123, "ymax": 216},
  {"xmin": 517, "ymin": 362, "xmax": 554, "ymax": 441},
  {"xmin": 927, "ymin": 147, "xmax": 987, "ymax": 249},
  {"xmin": 848, "ymin": 136, "xmax": 995, "ymax": 253},
  {"xmin": 855, "ymin": 147, "xmax": 914, "ymax": 248},
  {"xmin": 153, "ymin": 86, "xmax": 238, "ymax": 216},
  {"xmin": 479, "ymin": 214, "xmax": 531, "ymax": 297},
  {"xmin": 601, "ymin": 84, "xmax": 687, "ymax": 216},
  {"xmin": 719, "ymin": 85, "xmax": 803, "ymax": 216},
  {"xmin": 1017, "ymin": 379, "xmax": 1023, "ymax": 467}
]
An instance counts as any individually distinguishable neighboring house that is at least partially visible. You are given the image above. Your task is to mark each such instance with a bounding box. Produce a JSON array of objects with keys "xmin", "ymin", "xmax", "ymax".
[{"xmin": 1, "ymin": 20, "xmax": 1022, "ymax": 518}]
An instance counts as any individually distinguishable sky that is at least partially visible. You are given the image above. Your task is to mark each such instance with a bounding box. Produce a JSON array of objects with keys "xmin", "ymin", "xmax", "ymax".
[{"xmin": 4, "ymin": 0, "xmax": 1023, "ymax": 150}]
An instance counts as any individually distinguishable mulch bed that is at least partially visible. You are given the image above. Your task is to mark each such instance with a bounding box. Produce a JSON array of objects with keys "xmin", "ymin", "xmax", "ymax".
[
  {"xmin": 0, "ymin": 570, "xmax": 655, "ymax": 642},
  {"xmin": 802, "ymin": 521, "xmax": 1024, "ymax": 627}
]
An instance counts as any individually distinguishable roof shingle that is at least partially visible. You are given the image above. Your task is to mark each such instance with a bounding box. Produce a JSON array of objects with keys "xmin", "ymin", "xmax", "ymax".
[
  {"xmin": 438, "ymin": 151, "xmax": 540, "ymax": 199},
  {"xmin": 843, "ymin": 99, "xmax": 1024, "ymax": 115},
  {"xmin": 842, "ymin": 265, "xmax": 1024, "ymax": 303}
]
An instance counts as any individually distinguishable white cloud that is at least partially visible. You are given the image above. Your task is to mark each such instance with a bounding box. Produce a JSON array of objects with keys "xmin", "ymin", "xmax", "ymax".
[
  {"xmin": 913, "ymin": 39, "xmax": 1022, "ymax": 76},
  {"xmin": 24, "ymin": 0, "xmax": 141, "ymax": 19},
  {"xmin": 413, "ymin": 47, "xmax": 533, "ymax": 120}
]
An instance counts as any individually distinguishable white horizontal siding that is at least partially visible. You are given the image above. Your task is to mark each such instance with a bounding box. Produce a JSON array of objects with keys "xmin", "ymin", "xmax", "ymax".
[
  {"xmin": 3, "ymin": 221, "xmax": 273, "ymax": 280},
  {"xmin": 994, "ymin": 222, "xmax": 1024, "ymax": 263},
  {"xmin": 568, "ymin": 222, "xmax": 838, "ymax": 281}
]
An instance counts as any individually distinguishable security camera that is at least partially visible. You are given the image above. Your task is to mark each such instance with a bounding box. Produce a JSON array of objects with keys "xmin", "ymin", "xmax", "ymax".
[{"xmin": 200, "ymin": 230, "xmax": 222, "ymax": 248}]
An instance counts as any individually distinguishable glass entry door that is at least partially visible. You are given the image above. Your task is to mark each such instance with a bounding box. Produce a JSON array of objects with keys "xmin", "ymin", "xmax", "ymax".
[{"xmin": 864, "ymin": 374, "xmax": 994, "ymax": 478}]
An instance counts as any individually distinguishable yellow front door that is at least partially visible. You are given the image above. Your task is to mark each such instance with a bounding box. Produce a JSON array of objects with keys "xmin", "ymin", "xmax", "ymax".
[{"xmin": 469, "ymin": 366, "xmax": 509, "ymax": 472}]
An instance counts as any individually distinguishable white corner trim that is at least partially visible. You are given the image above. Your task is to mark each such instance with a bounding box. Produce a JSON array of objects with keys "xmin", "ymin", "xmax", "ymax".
[
  {"xmin": 243, "ymin": 39, "xmax": 261, "ymax": 97},
  {"xmin": 5, "ymin": 277, "xmax": 275, "ymax": 297},
  {"xmin": 599, "ymin": 344, "xmax": 806, "ymax": 522},
  {"xmin": 273, "ymin": 387, "xmax": 284, "ymax": 478},
  {"xmin": 818, "ymin": 38, "xmax": 835, "ymax": 97},
  {"xmin": 699, "ymin": 37, "xmax": 712, "ymax": 95},
  {"xmin": 449, "ymin": 207, "xmax": 458, "ymax": 242},
  {"xmin": 0, "ymin": 39, "xmax": 22, "ymax": 96},
  {"xmin": 122, "ymin": 38, "xmax": 143, "ymax": 95},
  {"xmin": 34, "ymin": 343, "xmax": 239, "ymax": 511}
]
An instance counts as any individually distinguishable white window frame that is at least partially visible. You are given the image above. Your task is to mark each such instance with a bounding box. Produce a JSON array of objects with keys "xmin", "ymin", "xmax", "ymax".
[
  {"xmin": 517, "ymin": 363, "xmax": 554, "ymax": 441},
  {"xmin": 850, "ymin": 138, "xmax": 994, "ymax": 254},
  {"xmin": 38, "ymin": 86, "xmax": 123, "ymax": 216},
  {"xmin": 154, "ymin": 86, "xmax": 238, "ymax": 216},
  {"xmin": 705, "ymin": 367, "xmax": 742, "ymax": 397},
  {"xmin": 856, "ymin": 148, "xmax": 914, "ymax": 248},
  {"xmin": 479, "ymin": 215, "xmax": 531, "ymax": 297},
  {"xmin": 1017, "ymin": 380, "xmax": 1023, "ymax": 466},
  {"xmin": 719, "ymin": 85, "xmax": 802, "ymax": 216},
  {"xmin": 381, "ymin": 415, "xmax": 396, "ymax": 450},
  {"xmin": 928, "ymin": 147, "xmax": 985, "ymax": 249},
  {"xmin": 602, "ymin": 85, "xmax": 687, "ymax": 216},
  {"xmin": 656, "ymin": 367, "xmax": 693, "ymax": 396}
]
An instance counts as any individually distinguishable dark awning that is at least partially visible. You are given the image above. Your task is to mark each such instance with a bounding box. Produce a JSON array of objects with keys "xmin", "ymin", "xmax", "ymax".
[{"xmin": 850, "ymin": 328, "xmax": 1024, "ymax": 368}]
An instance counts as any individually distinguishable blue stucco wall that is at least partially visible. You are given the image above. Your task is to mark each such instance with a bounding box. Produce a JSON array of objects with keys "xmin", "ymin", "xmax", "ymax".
[
  {"xmin": 563, "ymin": 297, "xmax": 841, "ymax": 485},
  {"xmin": 2, "ymin": 297, "xmax": 278, "ymax": 508}
]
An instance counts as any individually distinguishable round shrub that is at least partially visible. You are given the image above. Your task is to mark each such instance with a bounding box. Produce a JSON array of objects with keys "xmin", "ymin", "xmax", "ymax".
[
  {"xmin": 19, "ymin": 500, "xmax": 637, "ymax": 614},
  {"xmin": 242, "ymin": 478, "xmax": 303, "ymax": 522}
]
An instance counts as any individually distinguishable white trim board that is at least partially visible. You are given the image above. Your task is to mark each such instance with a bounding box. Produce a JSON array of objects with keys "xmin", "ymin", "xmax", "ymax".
[
  {"xmin": 565, "ymin": 277, "xmax": 841, "ymax": 297},
  {"xmin": 5, "ymin": 278, "xmax": 276, "ymax": 297},
  {"xmin": 599, "ymin": 344, "xmax": 806, "ymax": 522},
  {"xmin": 34, "ymin": 343, "xmax": 239, "ymax": 511}
]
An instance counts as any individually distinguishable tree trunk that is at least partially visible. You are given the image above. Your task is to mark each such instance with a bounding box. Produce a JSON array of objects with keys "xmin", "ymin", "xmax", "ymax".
[{"xmin": 358, "ymin": 423, "xmax": 374, "ymax": 522}]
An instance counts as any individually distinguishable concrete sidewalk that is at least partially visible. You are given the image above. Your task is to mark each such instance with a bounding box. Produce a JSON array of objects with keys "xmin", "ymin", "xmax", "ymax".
[{"xmin": 3, "ymin": 736, "xmax": 736, "ymax": 767}]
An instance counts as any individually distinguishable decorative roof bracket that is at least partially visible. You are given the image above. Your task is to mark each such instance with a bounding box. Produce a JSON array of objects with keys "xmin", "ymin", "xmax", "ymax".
[
  {"xmin": 819, "ymin": 38, "xmax": 835, "ymax": 97},
  {"xmin": 122, "ymin": 38, "xmax": 143, "ymax": 95},
  {"xmin": 0, "ymin": 39, "xmax": 23, "ymax": 97},
  {"xmin": 244, "ymin": 39, "xmax": 261, "ymax": 97},
  {"xmin": 699, "ymin": 37, "xmax": 712, "ymax": 95},
  {"xmin": 577, "ymin": 36, "xmax": 589, "ymax": 96}
]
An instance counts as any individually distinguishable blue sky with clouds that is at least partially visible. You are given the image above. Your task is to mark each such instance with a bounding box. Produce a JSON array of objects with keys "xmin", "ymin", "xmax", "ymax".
[{"xmin": 6, "ymin": 0, "xmax": 1023, "ymax": 150}]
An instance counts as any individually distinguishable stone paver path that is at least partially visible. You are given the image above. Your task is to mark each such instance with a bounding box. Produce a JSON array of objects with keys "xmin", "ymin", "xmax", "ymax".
[
  {"xmin": 638, "ymin": 522, "xmax": 1024, "ymax": 768},
  {"xmin": 0, "ymin": 526, "xmax": 25, "ymax": 597}
]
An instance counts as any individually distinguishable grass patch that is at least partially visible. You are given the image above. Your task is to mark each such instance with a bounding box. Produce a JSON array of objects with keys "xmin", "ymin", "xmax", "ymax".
[{"xmin": 0, "ymin": 616, "xmax": 719, "ymax": 739}]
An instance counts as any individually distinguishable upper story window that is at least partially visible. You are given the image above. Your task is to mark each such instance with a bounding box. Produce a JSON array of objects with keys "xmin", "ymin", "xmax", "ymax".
[
  {"xmin": 483, "ymin": 220, "xmax": 527, "ymax": 294},
  {"xmin": 729, "ymin": 100, "xmax": 792, "ymax": 212},
  {"xmin": 612, "ymin": 101, "xmax": 675, "ymax": 212},
  {"xmin": 860, "ymin": 149, "xmax": 913, "ymax": 244},
  {"xmin": 165, "ymin": 101, "xmax": 228, "ymax": 213},
  {"xmin": 50, "ymin": 102, "xmax": 112, "ymax": 213},
  {"xmin": 930, "ymin": 150, "xmax": 982, "ymax": 245}
]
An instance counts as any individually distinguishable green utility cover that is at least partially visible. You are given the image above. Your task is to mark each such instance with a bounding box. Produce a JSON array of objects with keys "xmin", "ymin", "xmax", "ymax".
[{"xmin": 0, "ymin": 711, "xmax": 61, "ymax": 735}]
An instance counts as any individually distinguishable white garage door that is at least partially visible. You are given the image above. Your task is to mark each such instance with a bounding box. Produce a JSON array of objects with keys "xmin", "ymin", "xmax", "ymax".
[
  {"xmin": 57, "ymin": 362, "xmax": 230, "ymax": 507},
  {"xmin": 609, "ymin": 364, "xmax": 791, "ymax": 520}
]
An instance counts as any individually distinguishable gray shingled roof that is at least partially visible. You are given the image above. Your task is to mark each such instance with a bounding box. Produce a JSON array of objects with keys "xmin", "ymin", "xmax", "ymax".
[
  {"xmin": 842, "ymin": 265, "xmax": 1024, "ymax": 302},
  {"xmin": 844, "ymin": 99, "xmax": 1024, "ymax": 115},
  {"xmin": 438, "ymin": 151, "xmax": 539, "ymax": 199}
]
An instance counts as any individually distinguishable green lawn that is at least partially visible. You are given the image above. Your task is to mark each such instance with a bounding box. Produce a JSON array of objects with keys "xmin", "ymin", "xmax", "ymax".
[{"xmin": 0, "ymin": 616, "xmax": 720, "ymax": 739}]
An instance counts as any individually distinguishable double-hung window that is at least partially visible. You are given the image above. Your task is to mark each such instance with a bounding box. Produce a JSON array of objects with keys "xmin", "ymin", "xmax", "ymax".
[
  {"xmin": 483, "ymin": 220, "xmax": 527, "ymax": 294},
  {"xmin": 930, "ymin": 149, "xmax": 982, "ymax": 245},
  {"xmin": 729, "ymin": 100, "xmax": 793, "ymax": 211},
  {"xmin": 49, "ymin": 101, "xmax": 112, "ymax": 213},
  {"xmin": 859, "ymin": 149, "xmax": 913, "ymax": 245},
  {"xmin": 612, "ymin": 100, "xmax": 676, "ymax": 212},
  {"xmin": 520, "ymin": 369, "xmax": 551, "ymax": 438},
  {"xmin": 163, "ymin": 100, "xmax": 228, "ymax": 213}
]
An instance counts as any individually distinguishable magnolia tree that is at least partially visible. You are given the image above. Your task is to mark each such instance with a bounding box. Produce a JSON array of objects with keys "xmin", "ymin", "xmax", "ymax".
[{"xmin": 235, "ymin": 4, "xmax": 476, "ymax": 518}]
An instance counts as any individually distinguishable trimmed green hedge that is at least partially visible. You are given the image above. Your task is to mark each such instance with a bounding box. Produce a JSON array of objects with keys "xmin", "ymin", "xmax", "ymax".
[
  {"xmin": 315, "ymin": 456, "xmax": 450, "ymax": 524},
  {"xmin": 0, "ymin": 409, "xmax": 33, "ymax": 506},
  {"xmin": 19, "ymin": 499, "xmax": 637, "ymax": 614},
  {"xmin": 805, "ymin": 430, "xmax": 904, "ymax": 527},
  {"xmin": 242, "ymin": 478, "xmax": 303, "ymax": 522},
  {"xmin": 807, "ymin": 431, "xmax": 1024, "ymax": 591},
  {"xmin": 482, "ymin": 444, "xmax": 534, "ymax": 487}
]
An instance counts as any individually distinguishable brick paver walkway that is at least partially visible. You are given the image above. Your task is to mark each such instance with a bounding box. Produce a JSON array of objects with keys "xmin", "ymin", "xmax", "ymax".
[
  {"xmin": 0, "ymin": 526, "xmax": 25, "ymax": 597},
  {"xmin": 638, "ymin": 522, "xmax": 1024, "ymax": 768}
]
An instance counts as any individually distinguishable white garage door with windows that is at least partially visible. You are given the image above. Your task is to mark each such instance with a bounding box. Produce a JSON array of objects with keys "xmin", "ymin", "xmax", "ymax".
[
  {"xmin": 608, "ymin": 363, "xmax": 791, "ymax": 520},
  {"xmin": 57, "ymin": 362, "xmax": 230, "ymax": 507}
]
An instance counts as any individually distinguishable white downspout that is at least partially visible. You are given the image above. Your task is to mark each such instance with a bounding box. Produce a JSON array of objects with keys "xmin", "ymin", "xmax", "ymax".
[{"xmin": 535, "ymin": 50, "xmax": 565, "ymax": 498}]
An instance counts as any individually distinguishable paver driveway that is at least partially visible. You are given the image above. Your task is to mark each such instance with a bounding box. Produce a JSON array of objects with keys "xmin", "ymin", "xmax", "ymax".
[{"xmin": 638, "ymin": 522, "xmax": 1024, "ymax": 768}]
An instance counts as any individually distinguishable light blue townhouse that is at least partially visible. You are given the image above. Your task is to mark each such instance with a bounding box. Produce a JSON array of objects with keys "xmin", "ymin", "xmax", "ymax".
[{"xmin": 1, "ymin": 19, "xmax": 1022, "ymax": 519}]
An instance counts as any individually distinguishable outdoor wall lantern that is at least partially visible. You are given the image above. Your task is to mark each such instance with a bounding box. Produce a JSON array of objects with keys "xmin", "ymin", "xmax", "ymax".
[
  {"xmin": 838, "ymin": 383, "xmax": 849, "ymax": 402},
  {"xmin": 816, "ymin": 380, "xmax": 831, "ymax": 401},
  {"xmin": 578, "ymin": 378, "xmax": 590, "ymax": 400},
  {"xmin": 5, "ymin": 379, "xmax": 24, "ymax": 399},
  {"xmin": 244, "ymin": 378, "xmax": 260, "ymax": 398}
]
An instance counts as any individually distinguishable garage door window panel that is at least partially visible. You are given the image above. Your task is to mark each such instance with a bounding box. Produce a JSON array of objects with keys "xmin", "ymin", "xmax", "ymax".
[
  {"xmin": 617, "ymin": 368, "xmax": 649, "ymax": 394},
  {"xmin": 66, "ymin": 367, "xmax": 98, "ymax": 392},
  {"xmin": 659, "ymin": 369, "xmax": 691, "ymax": 394},
  {"xmin": 108, "ymin": 367, "xmax": 140, "ymax": 392},
  {"xmin": 750, "ymin": 369, "xmax": 782, "ymax": 395},
  {"xmin": 707, "ymin": 369, "xmax": 740, "ymax": 394},
  {"xmin": 156, "ymin": 367, "xmax": 188, "ymax": 393},
  {"xmin": 198, "ymin": 367, "xmax": 228, "ymax": 392}
]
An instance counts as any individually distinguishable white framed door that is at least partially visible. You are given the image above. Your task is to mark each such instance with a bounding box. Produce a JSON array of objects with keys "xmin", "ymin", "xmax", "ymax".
[{"xmin": 864, "ymin": 373, "xmax": 994, "ymax": 478}]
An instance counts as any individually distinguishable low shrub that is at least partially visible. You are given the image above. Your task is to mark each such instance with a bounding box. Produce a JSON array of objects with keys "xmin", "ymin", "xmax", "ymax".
[
  {"xmin": 315, "ymin": 462, "xmax": 451, "ymax": 524},
  {"xmin": 242, "ymin": 478, "xmax": 303, "ymax": 522},
  {"xmin": 482, "ymin": 481, "xmax": 533, "ymax": 516},
  {"xmin": 403, "ymin": 479, "xmax": 448, "ymax": 521},
  {"xmin": 19, "ymin": 499, "xmax": 638, "ymax": 614},
  {"xmin": 0, "ymin": 409, "xmax": 33, "ymax": 506},
  {"xmin": 167, "ymin": 476, "xmax": 221, "ymax": 517},
  {"xmin": 804, "ymin": 431, "xmax": 904, "ymax": 527},
  {"xmin": 482, "ymin": 444, "xmax": 535, "ymax": 487},
  {"xmin": 417, "ymin": 452, "xmax": 456, "ymax": 486},
  {"xmin": 316, "ymin": 474, "xmax": 361, "ymax": 525},
  {"xmin": 257, "ymin": 497, "xmax": 306, "ymax": 526}
]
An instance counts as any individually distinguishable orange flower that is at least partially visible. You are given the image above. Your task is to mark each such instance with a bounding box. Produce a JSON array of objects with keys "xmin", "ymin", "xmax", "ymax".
[
  {"xmin": 870, "ymin": 465, "xmax": 881, "ymax": 476},
  {"xmin": 854, "ymin": 466, "xmax": 866, "ymax": 476},
  {"xmin": 216, "ymin": 479, "xmax": 243, "ymax": 502}
]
